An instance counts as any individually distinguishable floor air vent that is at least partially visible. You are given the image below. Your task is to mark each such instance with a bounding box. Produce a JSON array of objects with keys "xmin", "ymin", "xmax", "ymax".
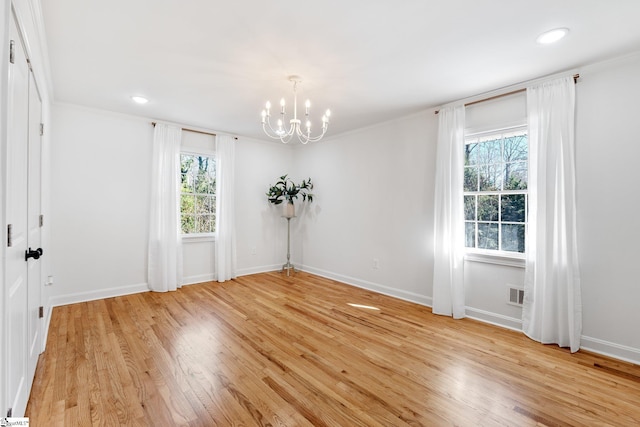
[{"xmin": 508, "ymin": 287, "xmax": 525, "ymax": 306}]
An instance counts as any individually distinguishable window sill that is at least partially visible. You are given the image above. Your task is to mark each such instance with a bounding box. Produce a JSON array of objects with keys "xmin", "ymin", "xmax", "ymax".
[
  {"xmin": 464, "ymin": 251, "xmax": 525, "ymax": 268},
  {"xmin": 182, "ymin": 234, "xmax": 216, "ymax": 243}
]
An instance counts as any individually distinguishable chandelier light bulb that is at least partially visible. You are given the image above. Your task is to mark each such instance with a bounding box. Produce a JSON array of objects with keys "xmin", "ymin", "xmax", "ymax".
[{"xmin": 260, "ymin": 76, "xmax": 331, "ymax": 144}]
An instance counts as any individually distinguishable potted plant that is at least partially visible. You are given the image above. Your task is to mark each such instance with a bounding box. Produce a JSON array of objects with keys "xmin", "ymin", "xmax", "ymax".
[{"xmin": 266, "ymin": 174, "xmax": 314, "ymax": 218}]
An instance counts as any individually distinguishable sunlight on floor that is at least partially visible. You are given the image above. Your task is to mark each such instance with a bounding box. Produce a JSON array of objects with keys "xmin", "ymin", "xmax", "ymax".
[{"xmin": 347, "ymin": 303, "xmax": 380, "ymax": 310}]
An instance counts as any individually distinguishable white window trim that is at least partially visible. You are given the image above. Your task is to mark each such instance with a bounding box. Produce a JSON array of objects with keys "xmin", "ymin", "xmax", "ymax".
[
  {"xmin": 180, "ymin": 149, "xmax": 217, "ymax": 238},
  {"xmin": 182, "ymin": 147, "xmax": 216, "ymax": 157},
  {"xmin": 464, "ymin": 250, "xmax": 525, "ymax": 268},
  {"xmin": 465, "ymin": 123, "xmax": 528, "ymax": 138},
  {"xmin": 182, "ymin": 233, "xmax": 215, "ymax": 243},
  {"xmin": 464, "ymin": 124, "xmax": 528, "ymax": 262}
]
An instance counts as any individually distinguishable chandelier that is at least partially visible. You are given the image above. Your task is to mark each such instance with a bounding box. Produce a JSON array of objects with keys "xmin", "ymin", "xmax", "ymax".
[{"xmin": 261, "ymin": 76, "xmax": 331, "ymax": 144}]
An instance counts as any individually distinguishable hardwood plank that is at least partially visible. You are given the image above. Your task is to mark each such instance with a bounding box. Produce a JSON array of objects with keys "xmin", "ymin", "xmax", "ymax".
[{"xmin": 26, "ymin": 271, "xmax": 640, "ymax": 426}]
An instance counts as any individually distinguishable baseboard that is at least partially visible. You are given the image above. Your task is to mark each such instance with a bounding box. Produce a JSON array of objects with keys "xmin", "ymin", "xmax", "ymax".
[
  {"xmin": 41, "ymin": 304, "xmax": 53, "ymax": 353},
  {"xmin": 236, "ymin": 264, "xmax": 282, "ymax": 277},
  {"xmin": 49, "ymin": 282, "xmax": 149, "ymax": 307},
  {"xmin": 183, "ymin": 264, "xmax": 285, "ymax": 284},
  {"xmin": 300, "ymin": 264, "xmax": 433, "ymax": 307},
  {"xmin": 182, "ymin": 273, "xmax": 216, "ymax": 286},
  {"xmin": 465, "ymin": 309, "xmax": 640, "ymax": 365},
  {"xmin": 464, "ymin": 306, "xmax": 523, "ymax": 332},
  {"xmin": 299, "ymin": 266, "xmax": 640, "ymax": 365},
  {"xmin": 581, "ymin": 335, "xmax": 640, "ymax": 366}
]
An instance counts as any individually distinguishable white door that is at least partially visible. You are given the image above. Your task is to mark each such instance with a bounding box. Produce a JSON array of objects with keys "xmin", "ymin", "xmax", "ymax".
[
  {"xmin": 6, "ymin": 13, "xmax": 30, "ymax": 418},
  {"xmin": 5, "ymin": 10, "xmax": 42, "ymax": 417},
  {"xmin": 26, "ymin": 65, "xmax": 43, "ymax": 385}
]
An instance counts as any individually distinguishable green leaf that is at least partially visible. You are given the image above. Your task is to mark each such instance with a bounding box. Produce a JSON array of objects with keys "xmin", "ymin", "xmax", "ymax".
[{"xmin": 267, "ymin": 174, "xmax": 314, "ymax": 205}]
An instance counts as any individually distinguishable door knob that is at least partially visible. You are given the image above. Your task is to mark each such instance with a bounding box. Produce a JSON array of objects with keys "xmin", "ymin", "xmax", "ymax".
[{"xmin": 25, "ymin": 247, "xmax": 43, "ymax": 261}]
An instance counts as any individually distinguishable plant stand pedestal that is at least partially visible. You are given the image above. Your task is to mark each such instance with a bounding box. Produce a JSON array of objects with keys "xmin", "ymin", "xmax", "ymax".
[{"xmin": 282, "ymin": 216, "xmax": 295, "ymax": 277}]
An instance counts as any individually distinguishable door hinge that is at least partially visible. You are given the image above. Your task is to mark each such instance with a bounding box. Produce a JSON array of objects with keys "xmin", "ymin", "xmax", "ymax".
[
  {"xmin": 9, "ymin": 39, "xmax": 15, "ymax": 64},
  {"xmin": 39, "ymin": 306, "xmax": 44, "ymax": 318},
  {"xmin": 6, "ymin": 407, "xmax": 12, "ymax": 417},
  {"xmin": 7, "ymin": 224, "xmax": 12, "ymax": 247},
  {"xmin": 40, "ymin": 123, "xmax": 44, "ymax": 136},
  {"xmin": 39, "ymin": 214, "xmax": 44, "ymax": 227}
]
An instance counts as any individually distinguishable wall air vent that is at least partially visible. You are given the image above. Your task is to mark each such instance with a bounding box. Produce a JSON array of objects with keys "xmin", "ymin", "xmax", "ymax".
[{"xmin": 508, "ymin": 286, "xmax": 525, "ymax": 306}]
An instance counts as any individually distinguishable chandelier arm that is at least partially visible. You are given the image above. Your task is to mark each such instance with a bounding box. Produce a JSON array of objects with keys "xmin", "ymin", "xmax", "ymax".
[
  {"xmin": 300, "ymin": 129, "xmax": 327, "ymax": 143},
  {"xmin": 263, "ymin": 116, "xmax": 300, "ymax": 143},
  {"xmin": 262, "ymin": 121, "xmax": 284, "ymax": 139},
  {"xmin": 296, "ymin": 114, "xmax": 329, "ymax": 141},
  {"xmin": 263, "ymin": 116, "xmax": 296, "ymax": 138},
  {"xmin": 261, "ymin": 76, "xmax": 330, "ymax": 144},
  {"xmin": 279, "ymin": 131, "xmax": 297, "ymax": 144}
]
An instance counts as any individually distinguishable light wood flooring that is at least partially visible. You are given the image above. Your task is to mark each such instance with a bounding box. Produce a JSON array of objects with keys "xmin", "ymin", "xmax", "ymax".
[{"xmin": 26, "ymin": 271, "xmax": 640, "ymax": 426}]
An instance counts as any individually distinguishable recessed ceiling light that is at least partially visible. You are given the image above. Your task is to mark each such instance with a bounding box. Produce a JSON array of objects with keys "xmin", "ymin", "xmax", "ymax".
[
  {"xmin": 536, "ymin": 28, "xmax": 569, "ymax": 45},
  {"xmin": 131, "ymin": 96, "xmax": 149, "ymax": 104}
]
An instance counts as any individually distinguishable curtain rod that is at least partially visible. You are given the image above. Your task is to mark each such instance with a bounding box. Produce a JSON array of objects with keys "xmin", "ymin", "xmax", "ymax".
[
  {"xmin": 151, "ymin": 122, "xmax": 238, "ymax": 140},
  {"xmin": 434, "ymin": 74, "xmax": 580, "ymax": 114}
]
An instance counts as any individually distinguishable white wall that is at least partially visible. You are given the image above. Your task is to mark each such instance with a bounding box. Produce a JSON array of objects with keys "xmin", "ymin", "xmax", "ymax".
[
  {"xmin": 575, "ymin": 52, "xmax": 640, "ymax": 361},
  {"xmin": 49, "ymin": 104, "xmax": 294, "ymax": 303},
  {"xmin": 235, "ymin": 137, "xmax": 294, "ymax": 275},
  {"xmin": 50, "ymin": 104, "xmax": 152, "ymax": 304},
  {"xmin": 293, "ymin": 111, "xmax": 438, "ymax": 304}
]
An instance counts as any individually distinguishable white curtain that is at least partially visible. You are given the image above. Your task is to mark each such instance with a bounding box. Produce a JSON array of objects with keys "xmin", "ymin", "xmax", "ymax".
[
  {"xmin": 432, "ymin": 105, "xmax": 466, "ymax": 319},
  {"xmin": 523, "ymin": 76, "xmax": 582, "ymax": 353},
  {"xmin": 215, "ymin": 134, "xmax": 237, "ymax": 282},
  {"xmin": 148, "ymin": 123, "xmax": 183, "ymax": 292}
]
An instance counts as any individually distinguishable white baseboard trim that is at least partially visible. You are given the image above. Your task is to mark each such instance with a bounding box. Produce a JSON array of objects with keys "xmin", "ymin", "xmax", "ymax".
[
  {"xmin": 300, "ymin": 264, "xmax": 433, "ymax": 307},
  {"xmin": 49, "ymin": 282, "xmax": 149, "ymax": 308},
  {"xmin": 299, "ymin": 267, "xmax": 640, "ymax": 365},
  {"xmin": 464, "ymin": 306, "xmax": 523, "ymax": 332},
  {"xmin": 41, "ymin": 304, "xmax": 53, "ymax": 353},
  {"xmin": 464, "ymin": 308, "xmax": 640, "ymax": 365},
  {"xmin": 581, "ymin": 335, "xmax": 640, "ymax": 366},
  {"xmin": 182, "ymin": 273, "xmax": 215, "ymax": 286},
  {"xmin": 236, "ymin": 264, "xmax": 282, "ymax": 277}
]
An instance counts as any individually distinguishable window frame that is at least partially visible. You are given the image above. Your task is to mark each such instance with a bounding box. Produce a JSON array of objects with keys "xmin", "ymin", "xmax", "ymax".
[
  {"xmin": 180, "ymin": 148, "xmax": 217, "ymax": 241},
  {"xmin": 463, "ymin": 125, "xmax": 528, "ymax": 266}
]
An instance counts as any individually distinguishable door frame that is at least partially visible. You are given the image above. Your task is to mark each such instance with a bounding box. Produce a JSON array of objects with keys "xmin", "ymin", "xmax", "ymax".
[{"xmin": 26, "ymin": 60, "xmax": 43, "ymax": 386}]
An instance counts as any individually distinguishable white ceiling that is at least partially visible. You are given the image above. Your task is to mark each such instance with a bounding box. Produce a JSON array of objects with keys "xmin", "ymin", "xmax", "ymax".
[{"xmin": 41, "ymin": 0, "xmax": 640, "ymax": 140}]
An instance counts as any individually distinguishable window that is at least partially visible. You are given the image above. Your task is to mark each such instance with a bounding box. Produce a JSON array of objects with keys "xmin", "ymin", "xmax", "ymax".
[
  {"xmin": 180, "ymin": 153, "xmax": 216, "ymax": 235},
  {"xmin": 464, "ymin": 127, "xmax": 527, "ymax": 254}
]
